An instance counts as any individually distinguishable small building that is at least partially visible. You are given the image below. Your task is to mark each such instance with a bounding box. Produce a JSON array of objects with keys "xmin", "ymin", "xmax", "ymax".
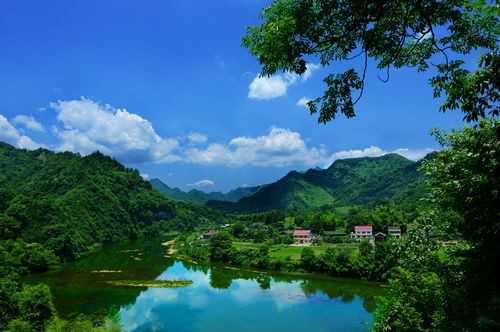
[
  {"xmin": 388, "ymin": 226, "xmax": 401, "ymax": 238},
  {"xmin": 293, "ymin": 230, "xmax": 312, "ymax": 246},
  {"xmin": 353, "ymin": 226, "xmax": 373, "ymax": 239},
  {"xmin": 374, "ymin": 232, "xmax": 387, "ymax": 241},
  {"xmin": 198, "ymin": 231, "xmax": 218, "ymax": 243}
]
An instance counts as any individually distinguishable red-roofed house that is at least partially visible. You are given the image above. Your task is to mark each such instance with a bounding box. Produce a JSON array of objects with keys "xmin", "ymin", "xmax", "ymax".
[
  {"xmin": 353, "ymin": 226, "xmax": 373, "ymax": 239},
  {"xmin": 293, "ymin": 230, "xmax": 313, "ymax": 246}
]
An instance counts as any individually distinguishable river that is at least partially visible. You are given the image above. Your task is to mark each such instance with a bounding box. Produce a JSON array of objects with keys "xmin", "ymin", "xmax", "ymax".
[{"xmin": 25, "ymin": 239, "xmax": 385, "ymax": 332}]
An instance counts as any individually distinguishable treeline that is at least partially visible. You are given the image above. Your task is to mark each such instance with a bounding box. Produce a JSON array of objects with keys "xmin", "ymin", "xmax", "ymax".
[
  {"xmin": 0, "ymin": 240, "xmax": 123, "ymax": 332},
  {"xmin": 178, "ymin": 233, "xmax": 399, "ymax": 282},
  {"xmin": 222, "ymin": 204, "xmax": 460, "ymax": 244}
]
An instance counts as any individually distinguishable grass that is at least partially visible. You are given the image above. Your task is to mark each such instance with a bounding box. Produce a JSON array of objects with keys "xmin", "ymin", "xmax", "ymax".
[
  {"xmin": 234, "ymin": 242, "xmax": 358, "ymax": 260},
  {"xmin": 108, "ymin": 279, "xmax": 192, "ymax": 288}
]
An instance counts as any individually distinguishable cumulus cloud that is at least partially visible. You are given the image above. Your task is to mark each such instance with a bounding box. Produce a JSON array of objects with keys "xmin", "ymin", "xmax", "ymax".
[
  {"xmin": 185, "ymin": 127, "xmax": 328, "ymax": 167},
  {"xmin": 248, "ymin": 74, "xmax": 295, "ymax": 100},
  {"xmin": 187, "ymin": 179, "xmax": 215, "ymax": 188},
  {"xmin": 0, "ymin": 114, "xmax": 42, "ymax": 150},
  {"xmin": 12, "ymin": 115, "xmax": 45, "ymax": 132},
  {"xmin": 140, "ymin": 173, "xmax": 149, "ymax": 180},
  {"xmin": 248, "ymin": 63, "xmax": 320, "ymax": 100},
  {"xmin": 186, "ymin": 132, "xmax": 208, "ymax": 145},
  {"xmin": 185, "ymin": 127, "xmax": 434, "ymax": 168},
  {"xmin": 49, "ymin": 98, "xmax": 180, "ymax": 164},
  {"xmin": 297, "ymin": 97, "xmax": 311, "ymax": 108}
]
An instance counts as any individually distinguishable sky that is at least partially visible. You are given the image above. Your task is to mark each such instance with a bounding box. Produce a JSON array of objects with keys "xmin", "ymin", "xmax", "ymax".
[{"xmin": 0, "ymin": 0, "xmax": 469, "ymax": 192}]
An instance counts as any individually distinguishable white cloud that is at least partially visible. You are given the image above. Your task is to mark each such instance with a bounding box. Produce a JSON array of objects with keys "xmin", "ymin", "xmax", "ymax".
[
  {"xmin": 248, "ymin": 63, "xmax": 320, "ymax": 100},
  {"xmin": 296, "ymin": 97, "xmax": 311, "ymax": 108},
  {"xmin": 323, "ymin": 146, "xmax": 434, "ymax": 167},
  {"xmin": 187, "ymin": 132, "xmax": 208, "ymax": 145},
  {"xmin": 12, "ymin": 115, "xmax": 45, "ymax": 132},
  {"xmin": 302, "ymin": 63, "xmax": 321, "ymax": 81},
  {"xmin": 185, "ymin": 127, "xmax": 328, "ymax": 167},
  {"xmin": 248, "ymin": 74, "xmax": 295, "ymax": 100},
  {"xmin": 140, "ymin": 173, "xmax": 149, "ymax": 180},
  {"xmin": 392, "ymin": 148, "xmax": 435, "ymax": 160},
  {"xmin": 187, "ymin": 179, "xmax": 215, "ymax": 188},
  {"xmin": 49, "ymin": 98, "xmax": 180, "ymax": 164},
  {"xmin": 0, "ymin": 114, "xmax": 42, "ymax": 150}
]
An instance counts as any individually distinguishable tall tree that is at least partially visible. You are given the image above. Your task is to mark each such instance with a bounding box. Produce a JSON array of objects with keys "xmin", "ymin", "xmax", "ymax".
[{"xmin": 243, "ymin": 0, "xmax": 499, "ymax": 123}]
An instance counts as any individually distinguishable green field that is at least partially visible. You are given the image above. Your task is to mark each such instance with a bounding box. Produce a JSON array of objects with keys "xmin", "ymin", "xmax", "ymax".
[{"xmin": 234, "ymin": 242, "xmax": 359, "ymax": 260}]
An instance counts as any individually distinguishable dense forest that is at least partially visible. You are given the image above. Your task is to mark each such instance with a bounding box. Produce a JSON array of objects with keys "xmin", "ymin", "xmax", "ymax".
[
  {"xmin": 0, "ymin": 142, "xmax": 226, "ymax": 262},
  {"xmin": 206, "ymin": 153, "xmax": 429, "ymax": 212}
]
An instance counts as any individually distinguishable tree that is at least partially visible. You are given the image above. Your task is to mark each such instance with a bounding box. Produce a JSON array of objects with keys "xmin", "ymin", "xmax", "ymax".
[
  {"xmin": 369, "ymin": 205, "xmax": 405, "ymax": 233},
  {"xmin": 300, "ymin": 247, "xmax": 318, "ymax": 272},
  {"xmin": 373, "ymin": 120, "xmax": 500, "ymax": 331},
  {"xmin": 421, "ymin": 118, "xmax": 500, "ymax": 330},
  {"xmin": 17, "ymin": 284, "xmax": 56, "ymax": 332},
  {"xmin": 209, "ymin": 232, "xmax": 235, "ymax": 263},
  {"xmin": 243, "ymin": 0, "xmax": 499, "ymax": 123}
]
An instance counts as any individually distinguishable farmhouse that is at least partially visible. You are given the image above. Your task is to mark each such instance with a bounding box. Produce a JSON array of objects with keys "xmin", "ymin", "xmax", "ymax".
[
  {"xmin": 198, "ymin": 231, "xmax": 218, "ymax": 243},
  {"xmin": 293, "ymin": 230, "xmax": 313, "ymax": 246},
  {"xmin": 388, "ymin": 226, "xmax": 401, "ymax": 238},
  {"xmin": 353, "ymin": 226, "xmax": 373, "ymax": 239}
]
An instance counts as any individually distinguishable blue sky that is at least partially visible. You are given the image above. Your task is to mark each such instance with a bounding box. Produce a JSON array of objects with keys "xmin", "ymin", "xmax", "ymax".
[{"xmin": 0, "ymin": 0, "xmax": 469, "ymax": 192}]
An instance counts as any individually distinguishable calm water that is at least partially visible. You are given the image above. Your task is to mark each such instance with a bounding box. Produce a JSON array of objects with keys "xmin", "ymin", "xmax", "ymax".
[{"xmin": 26, "ymin": 240, "xmax": 385, "ymax": 332}]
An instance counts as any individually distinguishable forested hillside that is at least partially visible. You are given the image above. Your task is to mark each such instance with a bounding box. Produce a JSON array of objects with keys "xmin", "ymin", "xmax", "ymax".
[
  {"xmin": 207, "ymin": 154, "xmax": 429, "ymax": 212},
  {"xmin": 150, "ymin": 178, "xmax": 261, "ymax": 205},
  {"xmin": 0, "ymin": 142, "xmax": 225, "ymax": 262}
]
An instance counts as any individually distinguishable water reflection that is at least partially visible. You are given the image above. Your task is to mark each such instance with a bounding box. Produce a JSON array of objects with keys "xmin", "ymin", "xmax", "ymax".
[
  {"xmin": 119, "ymin": 260, "xmax": 384, "ymax": 332},
  {"xmin": 25, "ymin": 240, "xmax": 385, "ymax": 332}
]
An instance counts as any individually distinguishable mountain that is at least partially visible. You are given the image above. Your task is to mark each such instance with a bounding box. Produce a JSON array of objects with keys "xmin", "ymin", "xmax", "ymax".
[
  {"xmin": 0, "ymin": 142, "xmax": 225, "ymax": 262},
  {"xmin": 150, "ymin": 178, "xmax": 261, "ymax": 205},
  {"xmin": 206, "ymin": 153, "xmax": 429, "ymax": 212}
]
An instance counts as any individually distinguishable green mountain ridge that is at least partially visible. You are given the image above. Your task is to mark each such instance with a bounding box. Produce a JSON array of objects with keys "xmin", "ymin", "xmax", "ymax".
[
  {"xmin": 150, "ymin": 178, "xmax": 261, "ymax": 205},
  {"xmin": 206, "ymin": 153, "xmax": 430, "ymax": 212},
  {"xmin": 0, "ymin": 142, "xmax": 225, "ymax": 262}
]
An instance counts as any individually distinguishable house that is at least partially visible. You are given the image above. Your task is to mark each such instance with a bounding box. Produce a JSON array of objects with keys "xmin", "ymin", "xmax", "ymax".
[
  {"xmin": 388, "ymin": 226, "xmax": 401, "ymax": 238},
  {"xmin": 198, "ymin": 231, "xmax": 218, "ymax": 243},
  {"xmin": 374, "ymin": 232, "xmax": 387, "ymax": 241},
  {"xmin": 293, "ymin": 230, "xmax": 313, "ymax": 246},
  {"xmin": 353, "ymin": 226, "xmax": 373, "ymax": 239}
]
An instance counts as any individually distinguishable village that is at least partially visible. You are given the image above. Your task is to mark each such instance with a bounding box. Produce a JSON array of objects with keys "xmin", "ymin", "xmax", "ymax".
[{"xmin": 197, "ymin": 225, "xmax": 402, "ymax": 246}]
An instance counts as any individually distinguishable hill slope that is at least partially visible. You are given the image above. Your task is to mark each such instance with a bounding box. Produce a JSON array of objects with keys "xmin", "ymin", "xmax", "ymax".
[
  {"xmin": 150, "ymin": 178, "xmax": 261, "ymax": 205},
  {"xmin": 206, "ymin": 154, "xmax": 428, "ymax": 212},
  {"xmin": 0, "ymin": 142, "xmax": 225, "ymax": 261}
]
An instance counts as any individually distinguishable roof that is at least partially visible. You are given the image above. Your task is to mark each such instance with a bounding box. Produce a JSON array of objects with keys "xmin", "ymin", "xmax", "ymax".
[
  {"xmin": 388, "ymin": 226, "xmax": 401, "ymax": 231},
  {"xmin": 205, "ymin": 231, "xmax": 218, "ymax": 236},
  {"xmin": 293, "ymin": 230, "xmax": 311, "ymax": 235},
  {"xmin": 355, "ymin": 226, "xmax": 373, "ymax": 231},
  {"xmin": 374, "ymin": 232, "xmax": 386, "ymax": 236}
]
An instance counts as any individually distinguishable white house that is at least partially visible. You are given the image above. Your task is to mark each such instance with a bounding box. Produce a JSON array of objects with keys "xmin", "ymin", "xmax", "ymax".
[
  {"xmin": 388, "ymin": 226, "xmax": 401, "ymax": 238},
  {"xmin": 354, "ymin": 226, "xmax": 373, "ymax": 239},
  {"xmin": 293, "ymin": 230, "xmax": 313, "ymax": 246}
]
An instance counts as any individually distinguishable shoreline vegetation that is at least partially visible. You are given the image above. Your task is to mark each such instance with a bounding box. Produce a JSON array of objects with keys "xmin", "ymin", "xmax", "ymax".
[{"xmin": 107, "ymin": 279, "xmax": 193, "ymax": 288}]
